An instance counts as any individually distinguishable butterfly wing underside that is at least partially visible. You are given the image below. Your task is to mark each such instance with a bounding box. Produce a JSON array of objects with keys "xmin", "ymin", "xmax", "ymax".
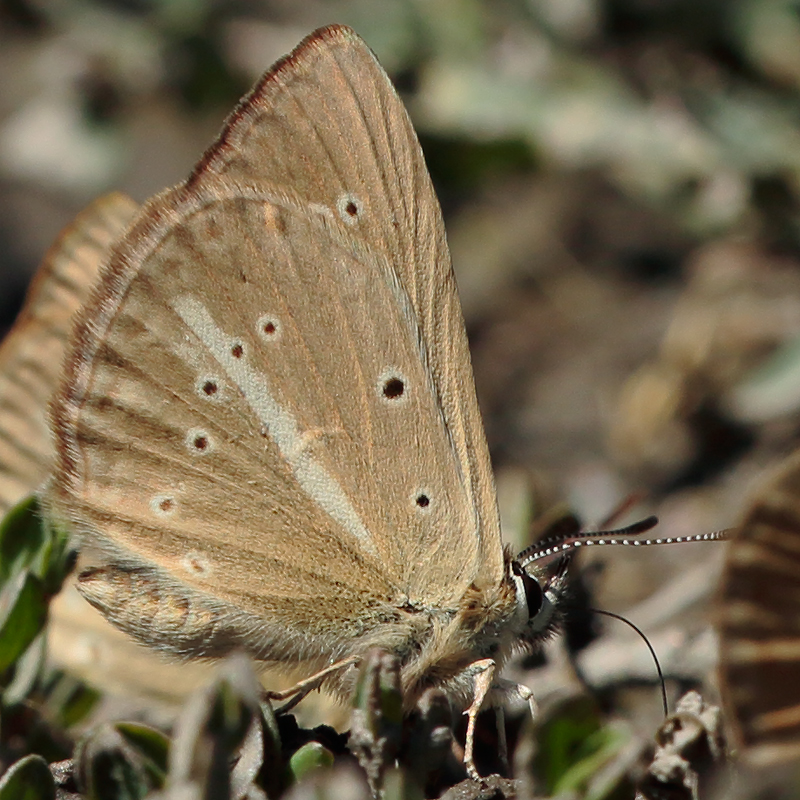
[
  {"xmin": 48, "ymin": 26, "xmax": 503, "ymax": 663},
  {"xmin": 0, "ymin": 193, "xmax": 138, "ymax": 511},
  {"xmin": 719, "ymin": 450, "xmax": 800, "ymax": 766},
  {"xmin": 194, "ymin": 25, "xmax": 503, "ymax": 578}
]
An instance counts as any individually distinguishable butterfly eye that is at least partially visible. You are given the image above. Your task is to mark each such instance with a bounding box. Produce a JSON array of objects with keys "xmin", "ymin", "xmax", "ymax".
[
  {"xmin": 512, "ymin": 561, "xmax": 544, "ymax": 619},
  {"xmin": 522, "ymin": 571, "xmax": 544, "ymax": 619}
]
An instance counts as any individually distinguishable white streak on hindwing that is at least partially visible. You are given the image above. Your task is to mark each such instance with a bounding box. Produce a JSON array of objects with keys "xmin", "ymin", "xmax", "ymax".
[{"xmin": 172, "ymin": 294, "xmax": 378, "ymax": 556}]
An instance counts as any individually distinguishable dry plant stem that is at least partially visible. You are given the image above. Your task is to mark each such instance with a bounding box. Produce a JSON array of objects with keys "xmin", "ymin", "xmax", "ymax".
[{"xmin": 266, "ymin": 655, "xmax": 360, "ymax": 713}]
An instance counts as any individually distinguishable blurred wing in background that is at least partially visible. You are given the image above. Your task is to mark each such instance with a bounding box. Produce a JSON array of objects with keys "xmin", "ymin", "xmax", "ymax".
[
  {"xmin": 718, "ymin": 449, "xmax": 800, "ymax": 767},
  {"xmin": 0, "ymin": 192, "xmax": 138, "ymax": 511}
]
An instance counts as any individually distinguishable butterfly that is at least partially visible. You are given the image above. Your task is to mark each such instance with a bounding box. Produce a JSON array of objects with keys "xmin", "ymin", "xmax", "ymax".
[{"xmin": 22, "ymin": 25, "xmax": 723, "ymax": 779}]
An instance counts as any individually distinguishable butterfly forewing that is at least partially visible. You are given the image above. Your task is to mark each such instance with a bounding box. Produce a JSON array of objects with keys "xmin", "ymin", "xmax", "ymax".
[
  {"xmin": 719, "ymin": 449, "xmax": 800, "ymax": 765},
  {"xmin": 190, "ymin": 26, "xmax": 503, "ymax": 580},
  {"xmin": 0, "ymin": 193, "xmax": 138, "ymax": 512}
]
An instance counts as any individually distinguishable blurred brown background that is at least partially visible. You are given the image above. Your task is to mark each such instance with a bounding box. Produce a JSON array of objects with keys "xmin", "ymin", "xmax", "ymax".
[{"xmin": 3, "ymin": 0, "xmax": 800, "ymax": 763}]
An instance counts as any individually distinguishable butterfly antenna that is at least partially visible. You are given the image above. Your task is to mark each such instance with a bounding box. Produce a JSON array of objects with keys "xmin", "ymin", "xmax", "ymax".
[
  {"xmin": 516, "ymin": 516, "xmax": 729, "ymax": 568},
  {"xmin": 591, "ymin": 607, "xmax": 669, "ymax": 717}
]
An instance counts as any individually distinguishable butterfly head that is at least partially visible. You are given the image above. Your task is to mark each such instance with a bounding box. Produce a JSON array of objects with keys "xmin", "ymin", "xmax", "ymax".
[
  {"xmin": 506, "ymin": 552, "xmax": 569, "ymax": 651},
  {"xmin": 506, "ymin": 515, "xmax": 728, "ymax": 650}
]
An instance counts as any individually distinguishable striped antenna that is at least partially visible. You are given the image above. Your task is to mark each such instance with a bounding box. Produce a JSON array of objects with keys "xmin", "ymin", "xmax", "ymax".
[{"xmin": 517, "ymin": 515, "xmax": 728, "ymax": 568}]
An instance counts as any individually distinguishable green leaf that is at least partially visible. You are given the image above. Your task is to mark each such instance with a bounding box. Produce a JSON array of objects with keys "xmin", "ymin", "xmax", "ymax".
[
  {"xmin": 77, "ymin": 724, "xmax": 160, "ymax": 800},
  {"xmin": 167, "ymin": 654, "xmax": 260, "ymax": 797},
  {"xmin": 536, "ymin": 695, "xmax": 604, "ymax": 793},
  {"xmin": 0, "ymin": 496, "xmax": 73, "ymax": 598},
  {"xmin": 0, "ymin": 571, "xmax": 48, "ymax": 674},
  {"xmin": 349, "ymin": 651, "xmax": 403, "ymax": 798},
  {"xmin": 554, "ymin": 725, "xmax": 629, "ymax": 798},
  {"xmin": 1, "ymin": 632, "xmax": 45, "ymax": 706},
  {"xmin": 33, "ymin": 514, "xmax": 74, "ymax": 596},
  {"xmin": 0, "ymin": 496, "xmax": 45, "ymax": 587},
  {"xmin": 288, "ymin": 742, "xmax": 335, "ymax": 781},
  {"xmin": 44, "ymin": 672, "xmax": 101, "ymax": 729},
  {"xmin": 258, "ymin": 700, "xmax": 284, "ymax": 798},
  {"xmin": 115, "ymin": 722, "xmax": 170, "ymax": 786},
  {"xmin": 0, "ymin": 755, "xmax": 55, "ymax": 800}
]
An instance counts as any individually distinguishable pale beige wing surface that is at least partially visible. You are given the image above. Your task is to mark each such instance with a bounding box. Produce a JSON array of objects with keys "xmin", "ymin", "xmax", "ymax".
[
  {"xmin": 189, "ymin": 25, "xmax": 503, "ymax": 583},
  {"xmin": 51, "ymin": 184, "xmax": 484, "ymax": 659},
  {"xmin": 0, "ymin": 193, "xmax": 138, "ymax": 512},
  {"xmin": 48, "ymin": 25, "xmax": 504, "ymax": 665}
]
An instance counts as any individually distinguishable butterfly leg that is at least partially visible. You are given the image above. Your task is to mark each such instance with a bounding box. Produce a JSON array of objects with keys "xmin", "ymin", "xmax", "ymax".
[
  {"xmin": 494, "ymin": 678, "xmax": 536, "ymax": 771},
  {"xmin": 463, "ymin": 657, "xmax": 496, "ymax": 780},
  {"xmin": 494, "ymin": 677, "xmax": 537, "ymax": 720},
  {"xmin": 495, "ymin": 704, "xmax": 508, "ymax": 771},
  {"xmin": 265, "ymin": 655, "xmax": 360, "ymax": 713},
  {"xmin": 486, "ymin": 678, "xmax": 536, "ymax": 774}
]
